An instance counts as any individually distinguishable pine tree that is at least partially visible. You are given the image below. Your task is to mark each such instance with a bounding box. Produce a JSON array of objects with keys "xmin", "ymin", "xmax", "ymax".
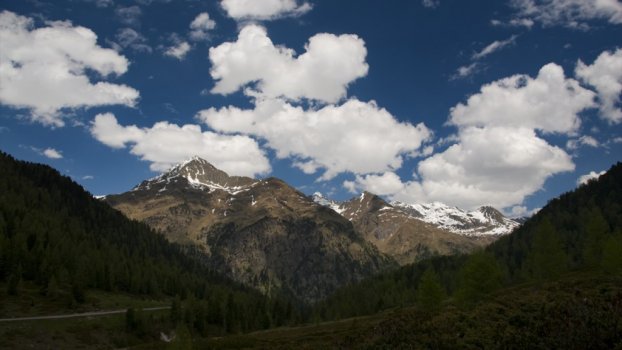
[
  {"xmin": 46, "ymin": 275, "xmax": 60, "ymax": 298},
  {"xmin": 455, "ymin": 251, "xmax": 504, "ymax": 308},
  {"xmin": 527, "ymin": 218, "xmax": 568, "ymax": 281},
  {"xmin": 416, "ymin": 268, "xmax": 446, "ymax": 313},
  {"xmin": 601, "ymin": 233, "xmax": 622, "ymax": 274},
  {"xmin": 583, "ymin": 207, "xmax": 610, "ymax": 267},
  {"xmin": 7, "ymin": 264, "xmax": 22, "ymax": 296}
]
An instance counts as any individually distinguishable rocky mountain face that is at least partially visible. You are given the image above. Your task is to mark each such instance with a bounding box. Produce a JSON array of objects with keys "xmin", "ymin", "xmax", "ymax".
[
  {"xmin": 312, "ymin": 192, "xmax": 519, "ymax": 265},
  {"xmin": 105, "ymin": 157, "xmax": 394, "ymax": 303}
]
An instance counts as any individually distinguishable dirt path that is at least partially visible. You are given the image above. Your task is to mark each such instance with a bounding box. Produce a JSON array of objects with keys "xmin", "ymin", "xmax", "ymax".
[{"xmin": 0, "ymin": 306, "xmax": 170, "ymax": 322}]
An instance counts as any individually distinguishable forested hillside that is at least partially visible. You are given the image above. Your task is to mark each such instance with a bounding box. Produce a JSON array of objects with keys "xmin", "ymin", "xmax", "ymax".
[
  {"xmin": 0, "ymin": 151, "xmax": 298, "ymax": 336},
  {"xmin": 315, "ymin": 162, "xmax": 622, "ymax": 320}
]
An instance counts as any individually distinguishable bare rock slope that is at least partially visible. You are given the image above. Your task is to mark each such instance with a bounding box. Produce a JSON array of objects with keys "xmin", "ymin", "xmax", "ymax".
[{"xmin": 105, "ymin": 157, "xmax": 394, "ymax": 303}]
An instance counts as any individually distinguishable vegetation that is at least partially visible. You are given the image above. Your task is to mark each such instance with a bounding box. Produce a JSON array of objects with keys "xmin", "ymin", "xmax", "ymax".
[
  {"xmin": 1, "ymin": 150, "xmax": 620, "ymax": 348},
  {"xmin": 0, "ymin": 151, "xmax": 299, "ymax": 345},
  {"xmin": 315, "ymin": 162, "xmax": 622, "ymax": 323},
  {"xmin": 206, "ymin": 273, "xmax": 622, "ymax": 349}
]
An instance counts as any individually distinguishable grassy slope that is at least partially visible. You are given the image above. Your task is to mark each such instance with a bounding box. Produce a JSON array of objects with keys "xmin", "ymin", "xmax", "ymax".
[
  {"xmin": 200, "ymin": 272, "xmax": 622, "ymax": 349},
  {"xmin": 0, "ymin": 281, "xmax": 168, "ymax": 318},
  {"xmin": 0, "ymin": 281, "xmax": 171, "ymax": 349}
]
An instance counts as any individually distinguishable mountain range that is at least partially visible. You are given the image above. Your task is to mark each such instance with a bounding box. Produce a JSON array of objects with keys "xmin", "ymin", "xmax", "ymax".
[{"xmin": 105, "ymin": 157, "xmax": 520, "ymax": 301}]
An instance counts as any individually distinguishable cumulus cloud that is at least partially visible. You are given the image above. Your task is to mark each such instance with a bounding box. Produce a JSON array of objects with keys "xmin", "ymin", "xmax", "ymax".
[
  {"xmin": 393, "ymin": 126, "xmax": 575, "ymax": 210},
  {"xmin": 220, "ymin": 0, "xmax": 312, "ymax": 21},
  {"xmin": 566, "ymin": 135, "xmax": 599, "ymax": 150},
  {"xmin": 577, "ymin": 170, "xmax": 606, "ymax": 185},
  {"xmin": 388, "ymin": 61, "xmax": 600, "ymax": 210},
  {"xmin": 189, "ymin": 12, "xmax": 216, "ymax": 41},
  {"xmin": 164, "ymin": 41, "xmax": 191, "ymax": 60},
  {"xmin": 343, "ymin": 172, "xmax": 405, "ymax": 195},
  {"xmin": 90, "ymin": 113, "xmax": 270, "ymax": 176},
  {"xmin": 449, "ymin": 63, "xmax": 595, "ymax": 133},
  {"xmin": 114, "ymin": 28, "xmax": 152, "ymax": 53},
  {"xmin": 575, "ymin": 48, "xmax": 622, "ymax": 124},
  {"xmin": 115, "ymin": 5, "xmax": 141, "ymax": 26},
  {"xmin": 510, "ymin": 0, "xmax": 622, "ymax": 29},
  {"xmin": 472, "ymin": 35, "xmax": 517, "ymax": 60},
  {"xmin": 507, "ymin": 205, "xmax": 538, "ymax": 218},
  {"xmin": 0, "ymin": 11, "xmax": 139, "ymax": 127},
  {"xmin": 43, "ymin": 147, "xmax": 63, "ymax": 159},
  {"xmin": 198, "ymin": 98, "xmax": 431, "ymax": 180},
  {"xmin": 208, "ymin": 24, "xmax": 368, "ymax": 103}
]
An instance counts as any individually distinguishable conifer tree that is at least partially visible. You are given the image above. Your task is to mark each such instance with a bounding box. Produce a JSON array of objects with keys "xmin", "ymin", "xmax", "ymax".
[
  {"xmin": 601, "ymin": 232, "xmax": 622, "ymax": 274},
  {"xmin": 416, "ymin": 268, "xmax": 446, "ymax": 313},
  {"xmin": 455, "ymin": 251, "xmax": 503, "ymax": 308},
  {"xmin": 527, "ymin": 218, "xmax": 568, "ymax": 281},
  {"xmin": 583, "ymin": 207, "xmax": 610, "ymax": 267}
]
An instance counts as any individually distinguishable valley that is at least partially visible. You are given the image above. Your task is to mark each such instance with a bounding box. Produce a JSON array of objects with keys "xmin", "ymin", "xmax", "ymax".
[{"xmin": 1, "ymin": 152, "xmax": 621, "ymax": 349}]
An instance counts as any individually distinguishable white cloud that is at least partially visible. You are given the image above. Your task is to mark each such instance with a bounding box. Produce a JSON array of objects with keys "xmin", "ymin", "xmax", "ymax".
[
  {"xmin": 453, "ymin": 35, "xmax": 517, "ymax": 80},
  {"xmin": 577, "ymin": 170, "xmax": 606, "ymax": 185},
  {"xmin": 343, "ymin": 172, "xmax": 405, "ymax": 195},
  {"xmin": 388, "ymin": 62, "xmax": 598, "ymax": 211},
  {"xmin": 449, "ymin": 63, "xmax": 596, "ymax": 134},
  {"xmin": 83, "ymin": 0, "xmax": 114, "ymax": 7},
  {"xmin": 198, "ymin": 98, "xmax": 431, "ymax": 180},
  {"xmin": 510, "ymin": 0, "xmax": 622, "ymax": 28},
  {"xmin": 43, "ymin": 147, "xmax": 63, "ymax": 159},
  {"xmin": 220, "ymin": 0, "xmax": 312, "ymax": 21},
  {"xmin": 452, "ymin": 62, "xmax": 480, "ymax": 79},
  {"xmin": 422, "ymin": 0, "xmax": 440, "ymax": 9},
  {"xmin": 164, "ymin": 41, "xmax": 191, "ymax": 60},
  {"xmin": 0, "ymin": 11, "xmax": 139, "ymax": 127},
  {"xmin": 189, "ymin": 12, "xmax": 216, "ymax": 41},
  {"xmin": 491, "ymin": 18, "xmax": 535, "ymax": 28},
  {"xmin": 115, "ymin": 6, "xmax": 141, "ymax": 26},
  {"xmin": 575, "ymin": 48, "xmax": 622, "ymax": 124},
  {"xmin": 566, "ymin": 135, "xmax": 599, "ymax": 150},
  {"xmin": 114, "ymin": 28, "xmax": 152, "ymax": 53},
  {"xmin": 208, "ymin": 24, "xmax": 368, "ymax": 103},
  {"xmin": 508, "ymin": 205, "xmax": 528, "ymax": 217},
  {"xmin": 393, "ymin": 126, "xmax": 575, "ymax": 210},
  {"xmin": 90, "ymin": 113, "xmax": 270, "ymax": 176},
  {"xmin": 82, "ymin": 175, "xmax": 94, "ymax": 180},
  {"xmin": 472, "ymin": 35, "xmax": 517, "ymax": 60},
  {"xmin": 507, "ymin": 205, "xmax": 540, "ymax": 218}
]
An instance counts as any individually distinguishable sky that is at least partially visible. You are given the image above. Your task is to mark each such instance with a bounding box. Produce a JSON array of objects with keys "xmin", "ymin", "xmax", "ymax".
[{"xmin": 1, "ymin": 0, "xmax": 621, "ymax": 217}]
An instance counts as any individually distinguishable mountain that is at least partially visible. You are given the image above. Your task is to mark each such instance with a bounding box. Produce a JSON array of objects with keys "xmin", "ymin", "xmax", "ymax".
[
  {"xmin": 391, "ymin": 202, "xmax": 519, "ymax": 236},
  {"xmin": 105, "ymin": 157, "xmax": 394, "ymax": 303},
  {"xmin": 0, "ymin": 151, "xmax": 291, "ymax": 334},
  {"xmin": 315, "ymin": 162, "xmax": 622, "ymax": 323},
  {"xmin": 312, "ymin": 192, "xmax": 518, "ymax": 265}
]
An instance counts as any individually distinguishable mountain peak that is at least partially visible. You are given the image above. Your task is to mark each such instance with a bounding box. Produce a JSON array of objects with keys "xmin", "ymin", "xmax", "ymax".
[{"xmin": 133, "ymin": 156, "xmax": 255, "ymax": 194}]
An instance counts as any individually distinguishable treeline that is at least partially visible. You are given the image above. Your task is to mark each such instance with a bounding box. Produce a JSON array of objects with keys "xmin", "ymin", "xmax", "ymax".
[
  {"xmin": 315, "ymin": 162, "xmax": 622, "ymax": 320},
  {"xmin": 0, "ymin": 151, "xmax": 299, "ymax": 334}
]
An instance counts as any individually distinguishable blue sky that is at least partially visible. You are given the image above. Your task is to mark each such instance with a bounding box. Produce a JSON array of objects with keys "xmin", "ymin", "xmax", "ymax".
[{"xmin": 1, "ymin": 0, "xmax": 621, "ymax": 216}]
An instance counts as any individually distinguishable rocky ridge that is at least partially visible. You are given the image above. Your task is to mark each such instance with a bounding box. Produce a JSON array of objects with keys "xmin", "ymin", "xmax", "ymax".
[
  {"xmin": 105, "ymin": 157, "xmax": 394, "ymax": 303},
  {"xmin": 312, "ymin": 192, "xmax": 519, "ymax": 265}
]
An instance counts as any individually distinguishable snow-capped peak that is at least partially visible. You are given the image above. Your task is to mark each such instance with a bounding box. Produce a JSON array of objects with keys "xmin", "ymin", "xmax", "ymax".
[
  {"xmin": 391, "ymin": 201, "xmax": 519, "ymax": 236},
  {"xmin": 132, "ymin": 156, "xmax": 256, "ymax": 195}
]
